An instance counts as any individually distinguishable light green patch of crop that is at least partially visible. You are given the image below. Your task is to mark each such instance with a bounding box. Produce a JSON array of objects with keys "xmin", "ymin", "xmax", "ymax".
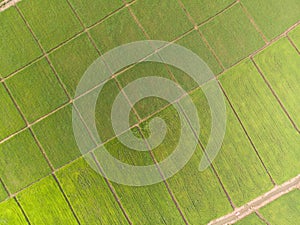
[
  {"xmin": 200, "ymin": 4, "xmax": 264, "ymax": 68},
  {"xmin": 17, "ymin": 176, "xmax": 78, "ymax": 225},
  {"xmin": 0, "ymin": 130, "xmax": 50, "ymax": 193},
  {"xmin": 259, "ymin": 190, "xmax": 300, "ymax": 225},
  {"xmin": 0, "ymin": 7, "xmax": 41, "ymax": 77},
  {"xmin": 17, "ymin": 0, "xmax": 82, "ymax": 51},
  {"xmin": 189, "ymin": 87, "xmax": 273, "ymax": 207},
  {"xmin": 0, "ymin": 199, "xmax": 28, "ymax": 224},
  {"xmin": 56, "ymin": 156, "xmax": 128, "ymax": 225},
  {"xmin": 254, "ymin": 38, "xmax": 300, "ymax": 128},
  {"xmin": 234, "ymin": 213, "xmax": 266, "ymax": 225},
  {"xmin": 68, "ymin": 0, "xmax": 123, "ymax": 27},
  {"xmin": 32, "ymin": 105, "xmax": 95, "ymax": 169},
  {"xmin": 49, "ymin": 33, "xmax": 99, "ymax": 97},
  {"xmin": 220, "ymin": 60, "xmax": 300, "ymax": 184},
  {"xmin": 181, "ymin": 0, "xmax": 235, "ymax": 25},
  {"xmin": 131, "ymin": 0, "xmax": 192, "ymax": 41},
  {"xmin": 241, "ymin": 0, "xmax": 300, "ymax": 40},
  {"xmin": 6, "ymin": 59, "xmax": 68, "ymax": 123},
  {"xmin": 0, "ymin": 84, "xmax": 25, "ymax": 140}
]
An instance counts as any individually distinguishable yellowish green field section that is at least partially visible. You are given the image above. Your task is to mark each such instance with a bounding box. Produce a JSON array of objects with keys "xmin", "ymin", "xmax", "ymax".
[{"xmin": 0, "ymin": 0, "xmax": 299, "ymax": 224}]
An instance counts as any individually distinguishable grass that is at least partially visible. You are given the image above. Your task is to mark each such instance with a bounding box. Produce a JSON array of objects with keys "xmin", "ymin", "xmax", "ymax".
[
  {"xmin": 49, "ymin": 33, "xmax": 99, "ymax": 97},
  {"xmin": 0, "ymin": 130, "xmax": 50, "ymax": 193},
  {"xmin": 139, "ymin": 104, "xmax": 232, "ymax": 224},
  {"xmin": 0, "ymin": 7, "xmax": 41, "ymax": 77},
  {"xmin": 254, "ymin": 38, "xmax": 300, "ymax": 128},
  {"xmin": 68, "ymin": 0, "xmax": 123, "ymax": 27},
  {"xmin": 234, "ymin": 213, "xmax": 266, "ymax": 225},
  {"xmin": 0, "ymin": 199, "xmax": 28, "ymax": 224},
  {"xmin": 181, "ymin": 0, "xmax": 235, "ymax": 25},
  {"xmin": 220, "ymin": 60, "xmax": 300, "ymax": 184},
  {"xmin": 259, "ymin": 190, "xmax": 300, "ymax": 225},
  {"xmin": 131, "ymin": 0, "xmax": 193, "ymax": 41},
  {"xmin": 18, "ymin": 0, "xmax": 82, "ymax": 51},
  {"xmin": 241, "ymin": 0, "xmax": 300, "ymax": 40},
  {"xmin": 5, "ymin": 59, "xmax": 69, "ymax": 123},
  {"xmin": 189, "ymin": 88, "xmax": 273, "ymax": 207},
  {"xmin": 56, "ymin": 156, "xmax": 128, "ymax": 225},
  {"xmin": 0, "ymin": 84, "xmax": 25, "ymax": 140},
  {"xmin": 17, "ymin": 176, "xmax": 78, "ymax": 224},
  {"xmin": 32, "ymin": 104, "xmax": 95, "ymax": 169},
  {"xmin": 200, "ymin": 3, "xmax": 265, "ymax": 68}
]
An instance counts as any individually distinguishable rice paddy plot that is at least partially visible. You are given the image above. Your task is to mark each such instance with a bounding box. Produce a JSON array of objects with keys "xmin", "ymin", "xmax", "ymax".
[
  {"xmin": 49, "ymin": 33, "xmax": 99, "ymax": 97},
  {"xmin": 189, "ymin": 87, "xmax": 274, "ymax": 207},
  {"xmin": 89, "ymin": 8, "xmax": 146, "ymax": 53},
  {"xmin": 241, "ymin": 0, "xmax": 300, "ymax": 40},
  {"xmin": 0, "ymin": 84, "xmax": 25, "ymax": 140},
  {"xmin": 180, "ymin": 0, "xmax": 235, "ymax": 25},
  {"xmin": 17, "ymin": 0, "xmax": 83, "ymax": 51},
  {"xmin": 32, "ymin": 105, "xmax": 95, "ymax": 169},
  {"xmin": 200, "ymin": 4, "xmax": 265, "ymax": 68},
  {"xmin": 0, "ymin": 7, "xmax": 41, "ymax": 77},
  {"xmin": 0, "ymin": 130, "xmax": 50, "ymax": 193},
  {"xmin": 220, "ymin": 60, "xmax": 300, "ymax": 184},
  {"xmin": 17, "ymin": 176, "xmax": 79, "ymax": 225},
  {"xmin": 5, "ymin": 59, "xmax": 69, "ymax": 123},
  {"xmin": 130, "ymin": 0, "xmax": 193, "ymax": 41},
  {"xmin": 254, "ymin": 38, "xmax": 300, "ymax": 128},
  {"xmin": 68, "ymin": 0, "xmax": 123, "ymax": 27}
]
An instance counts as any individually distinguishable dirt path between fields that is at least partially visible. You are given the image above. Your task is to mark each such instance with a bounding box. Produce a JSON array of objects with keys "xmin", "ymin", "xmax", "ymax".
[
  {"xmin": 208, "ymin": 174, "xmax": 300, "ymax": 225},
  {"xmin": 0, "ymin": 0, "xmax": 22, "ymax": 12}
]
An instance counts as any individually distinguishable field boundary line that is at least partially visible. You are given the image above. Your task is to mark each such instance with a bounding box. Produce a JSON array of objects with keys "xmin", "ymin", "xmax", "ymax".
[{"xmin": 208, "ymin": 174, "xmax": 300, "ymax": 225}]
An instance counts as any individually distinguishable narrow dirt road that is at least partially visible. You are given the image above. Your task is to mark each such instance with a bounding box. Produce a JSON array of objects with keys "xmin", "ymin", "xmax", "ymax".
[{"xmin": 208, "ymin": 174, "xmax": 300, "ymax": 225}]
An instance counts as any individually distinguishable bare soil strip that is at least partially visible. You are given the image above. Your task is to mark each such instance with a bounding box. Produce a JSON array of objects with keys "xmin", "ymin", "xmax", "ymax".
[{"xmin": 208, "ymin": 174, "xmax": 300, "ymax": 225}]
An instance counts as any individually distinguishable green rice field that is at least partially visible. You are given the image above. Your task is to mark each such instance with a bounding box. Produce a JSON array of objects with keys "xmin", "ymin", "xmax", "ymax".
[{"xmin": 0, "ymin": 0, "xmax": 299, "ymax": 224}]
